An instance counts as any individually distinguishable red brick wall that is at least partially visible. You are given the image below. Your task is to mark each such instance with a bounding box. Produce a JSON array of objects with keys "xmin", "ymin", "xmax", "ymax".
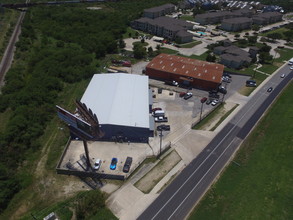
[{"xmin": 146, "ymin": 67, "xmax": 219, "ymax": 90}]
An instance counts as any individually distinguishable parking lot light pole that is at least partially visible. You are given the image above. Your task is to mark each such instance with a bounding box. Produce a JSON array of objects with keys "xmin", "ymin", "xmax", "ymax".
[
  {"xmin": 158, "ymin": 129, "xmax": 163, "ymax": 159},
  {"xmin": 200, "ymin": 102, "xmax": 204, "ymax": 121}
]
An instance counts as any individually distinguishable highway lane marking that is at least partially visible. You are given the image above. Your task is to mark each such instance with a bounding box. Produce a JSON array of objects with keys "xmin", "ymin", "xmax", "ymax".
[
  {"xmin": 168, "ymin": 138, "xmax": 236, "ymax": 220},
  {"xmin": 150, "ymin": 84, "xmax": 267, "ymax": 220}
]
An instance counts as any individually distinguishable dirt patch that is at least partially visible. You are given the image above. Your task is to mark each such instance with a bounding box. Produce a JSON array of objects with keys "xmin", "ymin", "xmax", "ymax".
[
  {"xmin": 134, "ymin": 150, "xmax": 181, "ymax": 193},
  {"xmin": 238, "ymin": 85, "xmax": 255, "ymax": 96}
]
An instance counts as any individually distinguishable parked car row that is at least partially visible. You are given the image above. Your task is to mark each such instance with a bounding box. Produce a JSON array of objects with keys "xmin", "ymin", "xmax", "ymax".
[
  {"xmin": 222, "ymin": 76, "xmax": 231, "ymax": 83},
  {"xmin": 152, "ymin": 108, "xmax": 168, "ymax": 123},
  {"xmin": 165, "ymin": 80, "xmax": 179, "ymax": 86},
  {"xmin": 179, "ymin": 92, "xmax": 193, "ymax": 100},
  {"xmin": 157, "ymin": 124, "xmax": 170, "ymax": 131},
  {"xmin": 111, "ymin": 59, "xmax": 132, "ymax": 67},
  {"xmin": 93, "ymin": 157, "xmax": 133, "ymax": 173},
  {"xmin": 246, "ymin": 80, "xmax": 257, "ymax": 87}
]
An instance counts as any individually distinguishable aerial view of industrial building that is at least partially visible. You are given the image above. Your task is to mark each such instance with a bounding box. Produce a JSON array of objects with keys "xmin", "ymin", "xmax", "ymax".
[
  {"xmin": 145, "ymin": 53, "xmax": 224, "ymax": 90},
  {"xmin": 80, "ymin": 73, "xmax": 154, "ymax": 143}
]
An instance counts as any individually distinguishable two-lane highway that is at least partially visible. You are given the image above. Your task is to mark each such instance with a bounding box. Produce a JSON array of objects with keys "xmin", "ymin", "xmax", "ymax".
[{"xmin": 138, "ymin": 65, "xmax": 293, "ymax": 220}]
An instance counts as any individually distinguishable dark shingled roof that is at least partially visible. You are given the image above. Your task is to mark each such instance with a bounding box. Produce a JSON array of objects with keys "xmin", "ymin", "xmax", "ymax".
[
  {"xmin": 222, "ymin": 17, "xmax": 252, "ymax": 24},
  {"xmin": 220, "ymin": 54, "xmax": 251, "ymax": 63},
  {"xmin": 176, "ymin": 30, "xmax": 193, "ymax": 38},
  {"xmin": 144, "ymin": 3, "xmax": 175, "ymax": 13}
]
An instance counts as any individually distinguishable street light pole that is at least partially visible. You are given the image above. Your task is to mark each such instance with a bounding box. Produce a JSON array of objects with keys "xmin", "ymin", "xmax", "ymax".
[
  {"xmin": 158, "ymin": 129, "xmax": 163, "ymax": 159},
  {"xmin": 200, "ymin": 102, "xmax": 204, "ymax": 121}
]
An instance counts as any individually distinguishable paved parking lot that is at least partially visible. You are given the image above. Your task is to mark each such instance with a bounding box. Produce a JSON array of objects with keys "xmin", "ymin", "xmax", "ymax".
[
  {"xmin": 59, "ymin": 140, "xmax": 152, "ymax": 178},
  {"xmin": 58, "ymin": 72, "xmax": 250, "ymax": 181}
]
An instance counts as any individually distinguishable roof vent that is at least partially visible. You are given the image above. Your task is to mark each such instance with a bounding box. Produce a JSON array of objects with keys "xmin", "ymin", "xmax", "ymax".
[
  {"xmin": 212, "ymin": 76, "xmax": 215, "ymax": 80},
  {"xmin": 160, "ymin": 61, "xmax": 163, "ymax": 64},
  {"xmin": 151, "ymin": 63, "xmax": 154, "ymax": 67},
  {"xmin": 171, "ymin": 63, "xmax": 174, "ymax": 66},
  {"xmin": 162, "ymin": 66, "xmax": 165, "ymax": 69},
  {"xmin": 182, "ymin": 65, "xmax": 185, "ymax": 69},
  {"xmin": 194, "ymin": 67, "xmax": 197, "ymax": 70},
  {"xmin": 198, "ymin": 73, "xmax": 201, "ymax": 76},
  {"xmin": 186, "ymin": 70, "xmax": 189, "ymax": 74},
  {"xmin": 205, "ymin": 70, "xmax": 207, "ymax": 73},
  {"xmin": 174, "ymin": 68, "xmax": 177, "ymax": 71}
]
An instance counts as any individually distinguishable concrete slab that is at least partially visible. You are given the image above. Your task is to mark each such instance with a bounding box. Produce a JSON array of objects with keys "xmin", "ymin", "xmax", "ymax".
[
  {"xmin": 60, "ymin": 140, "xmax": 152, "ymax": 177},
  {"xmin": 174, "ymin": 130, "xmax": 216, "ymax": 165},
  {"xmin": 107, "ymin": 187, "xmax": 158, "ymax": 220}
]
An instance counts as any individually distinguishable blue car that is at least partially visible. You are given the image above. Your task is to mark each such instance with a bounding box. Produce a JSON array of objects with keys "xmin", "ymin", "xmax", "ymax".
[{"xmin": 110, "ymin": 158, "xmax": 118, "ymax": 170}]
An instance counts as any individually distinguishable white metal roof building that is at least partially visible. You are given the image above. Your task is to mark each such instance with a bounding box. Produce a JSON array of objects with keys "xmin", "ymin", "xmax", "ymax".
[{"xmin": 81, "ymin": 73, "xmax": 153, "ymax": 143}]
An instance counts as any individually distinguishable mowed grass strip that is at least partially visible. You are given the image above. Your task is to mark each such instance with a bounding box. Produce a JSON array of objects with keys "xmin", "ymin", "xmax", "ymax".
[
  {"xmin": 188, "ymin": 82, "xmax": 293, "ymax": 220},
  {"xmin": 134, "ymin": 150, "xmax": 181, "ymax": 194},
  {"xmin": 180, "ymin": 41, "xmax": 202, "ymax": 48},
  {"xmin": 192, "ymin": 103, "xmax": 225, "ymax": 130},
  {"xmin": 210, "ymin": 104, "xmax": 238, "ymax": 131}
]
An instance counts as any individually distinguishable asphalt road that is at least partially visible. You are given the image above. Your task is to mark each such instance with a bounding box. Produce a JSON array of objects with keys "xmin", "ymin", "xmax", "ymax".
[{"xmin": 138, "ymin": 65, "xmax": 293, "ymax": 220}]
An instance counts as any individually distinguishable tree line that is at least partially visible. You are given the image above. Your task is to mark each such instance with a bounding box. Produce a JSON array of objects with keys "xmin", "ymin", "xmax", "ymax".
[{"xmin": 0, "ymin": 0, "xmax": 178, "ymax": 215}]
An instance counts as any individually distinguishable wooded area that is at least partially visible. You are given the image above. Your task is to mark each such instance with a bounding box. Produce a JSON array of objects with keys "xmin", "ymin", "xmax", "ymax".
[{"xmin": 0, "ymin": 0, "xmax": 177, "ymax": 215}]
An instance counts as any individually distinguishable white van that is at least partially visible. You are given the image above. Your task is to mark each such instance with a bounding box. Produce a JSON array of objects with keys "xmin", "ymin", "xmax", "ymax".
[{"xmin": 154, "ymin": 110, "xmax": 165, "ymax": 117}]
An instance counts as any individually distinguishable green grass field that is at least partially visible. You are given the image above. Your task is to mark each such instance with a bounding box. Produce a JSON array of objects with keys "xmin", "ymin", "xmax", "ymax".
[
  {"xmin": 259, "ymin": 27, "xmax": 289, "ymax": 39},
  {"xmin": 122, "ymin": 27, "xmax": 138, "ymax": 39},
  {"xmin": 189, "ymin": 82, "xmax": 293, "ymax": 220},
  {"xmin": 160, "ymin": 47, "xmax": 178, "ymax": 54},
  {"xmin": 180, "ymin": 41, "xmax": 202, "ymax": 48},
  {"xmin": 180, "ymin": 15, "xmax": 194, "ymax": 21}
]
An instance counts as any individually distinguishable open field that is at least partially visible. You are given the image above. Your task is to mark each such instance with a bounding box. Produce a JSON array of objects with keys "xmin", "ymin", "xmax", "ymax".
[
  {"xmin": 259, "ymin": 27, "xmax": 290, "ymax": 39},
  {"xmin": 180, "ymin": 15, "xmax": 194, "ymax": 21},
  {"xmin": 188, "ymin": 82, "xmax": 293, "ymax": 220},
  {"xmin": 180, "ymin": 41, "xmax": 202, "ymax": 48},
  {"xmin": 160, "ymin": 47, "xmax": 178, "ymax": 54}
]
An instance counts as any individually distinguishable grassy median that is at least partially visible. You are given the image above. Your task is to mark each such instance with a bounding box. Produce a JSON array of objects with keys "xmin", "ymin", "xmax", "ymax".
[{"xmin": 189, "ymin": 82, "xmax": 293, "ymax": 219}]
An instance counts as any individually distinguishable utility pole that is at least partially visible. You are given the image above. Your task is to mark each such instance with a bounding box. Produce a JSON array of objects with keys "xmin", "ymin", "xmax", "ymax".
[
  {"xmin": 200, "ymin": 101, "xmax": 204, "ymax": 121},
  {"xmin": 82, "ymin": 139, "xmax": 92, "ymax": 171},
  {"xmin": 158, "ymin": 129, "xmax": 163, "ymax": 159}
]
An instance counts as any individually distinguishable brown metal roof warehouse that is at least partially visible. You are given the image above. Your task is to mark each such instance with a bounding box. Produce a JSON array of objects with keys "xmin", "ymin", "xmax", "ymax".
[{"xmin": 146, "ymin": 54, "xmax": 224, "ymax": 90}]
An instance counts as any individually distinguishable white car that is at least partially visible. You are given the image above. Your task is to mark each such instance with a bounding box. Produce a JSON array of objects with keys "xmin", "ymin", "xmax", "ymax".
[
  {"xmin": 290, "ymin": 66, "xmax": 293, "ymax": 70},
  {"xmin": 211, "ymin": 99, "xmax": 219, "ymax": 106},
  {"xmin": 280, "ymin": 73, "xmax": 285, "ymax": 78},
  {"xmin": 94, "ymin": 159, "xmax": 102, "ymax": 170}
]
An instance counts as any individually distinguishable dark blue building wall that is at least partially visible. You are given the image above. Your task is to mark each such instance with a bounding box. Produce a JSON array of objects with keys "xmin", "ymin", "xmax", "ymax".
[{"xmin": 98, "ymin": 124, "xmax": 151, "ymax": 143}]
